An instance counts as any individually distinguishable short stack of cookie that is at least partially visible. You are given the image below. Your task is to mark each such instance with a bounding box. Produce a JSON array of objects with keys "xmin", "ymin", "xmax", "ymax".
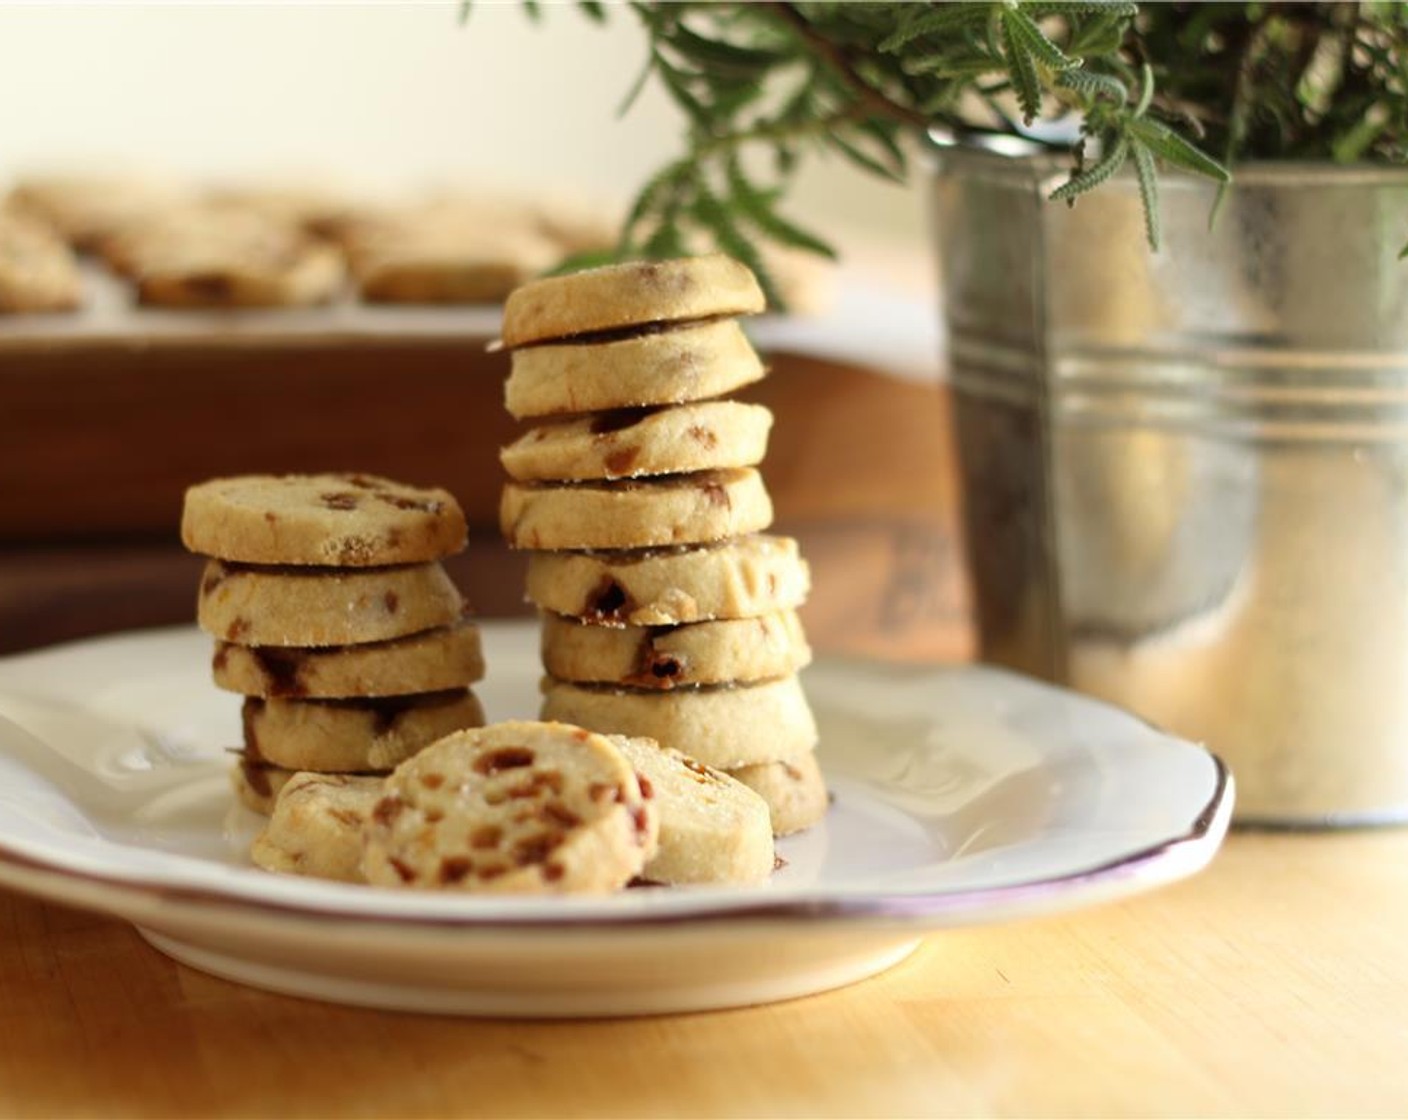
[
  {"xmin": 497, "ymin": 255, "xmax": 828, "ymax": 837},
  {"xmin": 180, "ymin": 473, "xmax": 487, "ymax": 822}
]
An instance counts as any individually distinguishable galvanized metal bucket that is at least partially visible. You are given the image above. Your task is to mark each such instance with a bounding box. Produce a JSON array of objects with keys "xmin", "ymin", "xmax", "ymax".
[{"xmin": 933, "ymin": 143, "xmax": 1408, "ymax": 825}]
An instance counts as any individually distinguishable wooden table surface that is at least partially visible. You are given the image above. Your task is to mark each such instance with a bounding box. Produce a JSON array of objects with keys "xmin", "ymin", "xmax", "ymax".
[
  {"xmin": 3, "ymin": 335, "xmax": 1408, "ymax": 1117},
  {"xmin": 2, "ymin": 829, "xmax": 1405, "ymax": 1117}
]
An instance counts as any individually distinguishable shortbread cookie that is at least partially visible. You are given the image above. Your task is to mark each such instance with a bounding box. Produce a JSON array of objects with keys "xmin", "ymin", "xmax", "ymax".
[
  {"xmin": 727, "ymin": 751, "xmax": 829, "ymax": 837},
  {"xmin": 540, "ymin": 676, "xmax": 817, "ymax": 769},
  {"xmin": 351, "ymin": 219, "xmax": 558, "ymax": 304},
  {"xmin": 229, "ymin": 752, "xmax": 300, "ymax": 815},
  {"xmin": 198, "ymin": 559, "xmax": 464, "ymax": 647},
  {"xmin": 541, "ymin": 610, "xmax": 811, "ymax": 689},
  {"xmin": 504, "ymin": 318, "xmax": 765, "ymax": 419},
  {"xmin": 183, "ymin": 473, "xmax": 467, "ymax": 567},
  {"xmin": 135, "ymin": 241, "xmax": 344, "ymax": 308},
  {"xmin": 361, "ymin": 721, "xmax": 658, "ymax": 893},
  {"xmin": 0, "ymin": 211, "xmax": 82, "ymax": 313},
  {"xmin": 610, "ymin": 736, "xmax": 774, "ymax": 886},
  {"xmin": 242, "ymin": 688, "xmax": 486, "ymax": 772},
  {"xmin": 501, "ymin": 468, "xmax": 771, "ymax": 551},
  {"xmin": 251, "ymin": 772, "xmax": 386, "ymax": 882},
  {"xmin": 7, "ymin": 173, "xmax": 188, "ymax": 250},
  {"xmin": 500, "ymin": 254, "xmax": 765, "ymax": 347},
  {"xmin": 100, "ymin": 203, "xmax": 298, "ymax": 276},
  {"xmin": 501, "ymin": 401, "xmax": 773, "ymax": 482},
  {"xmin": 525, "ymin": 535, "xmax": 810, "ymax": 625},
  {"xmin": 214, "ymin": 617, "xmax": 485, "ymax": 698}
]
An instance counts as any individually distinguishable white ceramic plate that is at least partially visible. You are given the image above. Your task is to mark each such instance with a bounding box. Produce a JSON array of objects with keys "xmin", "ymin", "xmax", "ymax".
[{"xmin": 0, "ymin": 622, "xmax": 1231, "ymax": 1017}]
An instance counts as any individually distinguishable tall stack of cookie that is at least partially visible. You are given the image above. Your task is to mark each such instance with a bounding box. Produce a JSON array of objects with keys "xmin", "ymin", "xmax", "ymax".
[
  {"xmin": 180, "ymin": 473, "xmax": 487, "ymax": 816},
  {"xmin": 497, "ymin": 255, "xmax": 828, "ymax": 837}
]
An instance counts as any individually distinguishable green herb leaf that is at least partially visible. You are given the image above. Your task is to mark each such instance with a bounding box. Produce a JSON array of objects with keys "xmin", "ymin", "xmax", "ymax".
[
  {"xmin": 1131, "ymin": 139, "xmax": 1161, "ymax": 249},
  {"xmin": 1128, "ymin": 117, "xmax": 1232, "ymax": 182},
  {"xmin": 878, "ymin": 3, "xmax": 994, "ymax": 53},
  {"xmin": 1049, "ymin": 133, "xmax": 1129, "ymax": 202},
  {"xmin": 1003, "ymin": 7, "xmax": 1083, "ymax": 73},
  {"xmin": 1000, "ymin": 12, "xmax": 1044, "ymax": 122}
]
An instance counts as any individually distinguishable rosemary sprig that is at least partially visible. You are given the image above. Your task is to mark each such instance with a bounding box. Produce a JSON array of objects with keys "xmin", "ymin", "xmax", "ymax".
[{"xmin": 469, "ymin": 3, "xmax": 1408, "ymax": 302}]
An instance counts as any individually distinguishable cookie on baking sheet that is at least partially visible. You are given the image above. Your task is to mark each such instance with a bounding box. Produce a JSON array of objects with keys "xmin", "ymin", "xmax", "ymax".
[
  {"xmin": 540, "ymin": 675, "xmax": 817, "ymax": 770},
  {"xmin": 6, "ymin": 173, "xmax": 189, "ymax": 250},
  {"xmin": 251, "ymin": 772, "xmax": 386, "ymax": 882},
  {"xmin": 499, "ymin": 254, "xmax": 765, "ymax": 348},
  {"xmin": 133, "ymin": 237, "xmax": 344, "ymax": 308},
  {"xmin": 242, "ymin": 688, "xmax": 486, "ymax": 772},
  {"xmin": 541, "ymin": 610, "xmax": 810, "ymax": 689},
  {"xmin": 501, "ymin": 401, "xmax": 773, "ymax": 482},
  {"xmin": 501, "ymin": 468, "xmax": 771, "ymax": 551},
  {"xmin": 609, "ymin": 735, "xmax": 774, "ymax": 886},
  {"xmin": 525, "ymin": 535, "xmax": 810, "ymax": 626},
  {"xmin": 727, "ymin": 750, "xmax": 828, "ymax": 837},
  {"xmin": 183, "ymin": 473, "xmax": 467, "ymax": 567},
  {"xmin": 350, "ymin": 223, "xmax": 558, "ymax": 305},
  {"xmin": 503, "ymin": 318, "xmax": 765, "ymax": 420},
  {"xmin": 361, "ymin": 721, "xmax": 658, "ymax": 893},
  {"xmin": 197, "ymin": 559, "xmax": 465, "ymax": 647},
  {"xmin": 0, "ymin": 209, "xmax": 82, "ymax": 313},
  {"xmin": 213, "ymin": 616, "xmax": 485, "ymax": 699}
]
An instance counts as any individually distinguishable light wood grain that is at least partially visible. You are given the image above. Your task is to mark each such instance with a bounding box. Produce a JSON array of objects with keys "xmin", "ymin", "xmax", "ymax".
[{"xmin": 2, "ymin": 830, "xmax": 1406, "ymax": 1118}]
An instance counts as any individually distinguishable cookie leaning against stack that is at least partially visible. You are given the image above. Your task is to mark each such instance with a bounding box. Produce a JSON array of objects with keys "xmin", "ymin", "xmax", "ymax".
[
  {"xmin": 497, "ymin": 255, "xmax": 828, "ymax": 838},
  {"xmin": 181, "ymin": 472, "xmax": 486, "ymax": 831}
]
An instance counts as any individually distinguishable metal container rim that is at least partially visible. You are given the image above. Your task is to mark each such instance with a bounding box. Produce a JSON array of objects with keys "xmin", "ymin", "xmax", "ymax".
[{"xmin": 928, "ymin": 131, "xmax": 1408, "ymax": 187}]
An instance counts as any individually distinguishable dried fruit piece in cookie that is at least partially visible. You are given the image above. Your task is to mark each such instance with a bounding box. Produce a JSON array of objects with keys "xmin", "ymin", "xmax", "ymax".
[
  {"xmin": 0, "ymin": 210, "xmax": 82, "ymax": 313},
  {"xmin": 525, "ymin": 535, "xmax": 810, "ymax": 626},
  {"xmin": 501, "ymin": 468, "xmax": 771, "ymax": 551},
  {"xmin": 541, "ymin": 610, "xmax": 810, "ymax": 689},
  {"xmin": 214, "ymin": 616, "xmax": 485, "ymax": 699},
  {"xmin": 197, "ymin": 559, "xmax": 465, "ymax": 647},
  {"xmin": 499, "ymin": 254, "xmax": 765, "ymax": 348},
  {"xmin": 251, "ymin": 772, "xmax": 386, "ymax": 882},
  {"xmin": 503, "ymin": 319, "xmax": 765, "ymax": 419},
  {"xmin": 540, "ymin": 676, "xmax": 817, "ymax": 770},
  {"xmin": 182, "ymin": 473, "xmax": 467, "ymax": 567},
  {"xmin": 361, "ymin": 720, "xmax": 658, "ymax": 893},
  {"xmin": 726, "ymin": 751, "xmax": 829, "ymax": 837},
  {"xmin": 609, "ymin": 736, "xmax": 774, "ymax": 886},
  {"xmin": 242, "ymin": 688, "xmax": 486, "ymax": 772},
  {"xmin": 501, "ymin": 401, "xmax": 773, "ymax": 482}
]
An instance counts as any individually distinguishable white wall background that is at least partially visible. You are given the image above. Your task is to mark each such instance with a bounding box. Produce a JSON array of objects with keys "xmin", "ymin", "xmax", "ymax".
[{"xmin": 0, "ymin": 3, "xmax": 925, "ymax": 249}]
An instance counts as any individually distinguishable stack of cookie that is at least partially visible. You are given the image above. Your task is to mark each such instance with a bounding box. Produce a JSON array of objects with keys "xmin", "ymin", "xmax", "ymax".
[
  {"xmin": 497, "ymin": 255, "xmax": 828, "ymax": 837},
  {"xmin": 180, "ymin": 472, "xmax": 487, "ymax": 816}
]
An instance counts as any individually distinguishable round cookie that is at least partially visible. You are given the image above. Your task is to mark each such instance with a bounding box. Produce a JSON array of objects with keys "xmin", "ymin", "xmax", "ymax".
[
  {"xmin": 362, "ymin": 721, "xmax": 658, "ymax": 893},
  {"xmin": 727, "ymin": 751, "xmax": 829, "ymax": 837},
  {"xmin": 503, "ymin": 319, "xmax": 765, "ymax": 419},
  {"xmin": 250, "ymin": 772, "xmax": 386, "ymax": 882},
  {"xmin": 0, "ymin": 211, "xmax": 82, "ymax": 313},
  {"xmin": 501, "ymin": 468, "xmax": 772, "ymax": 551},
  {"xmin": 524, "ymin": 535, "xmax": 810, "ymax": 626},
  {"xmin": 242, "ymin": 688, "xmax": 486, "ymax": 772},
  {"xmin": 541, "ymin": 610, "xmax": 811, "ymax": 689},
  {"xmin": 609, "ymin": 735, "xmax": 774, "ymax": 886},
  {"xmin": 213, "ymin": 617, "xmax": 485, "ymax": 699},
  {"xmin": 229, "ymin": 753, "xmax": 301, "ymax": 815},
  {"xmin": 197, "ymin": 559, "xmax": 464, "ymax": 647},
  {"xmin": 182, "ymin": 473, "xmax": 467, "ymax": 567},
  {"xmin": 499, "ymin": 254, "xmax": 766, "ymax": 348},
  {"xmin": 539, "ymin": 675, "xmax": 817, "ymax": 770},
  {"xmin": 136, "ymin": 242, "xmax": 344, "ymax": 308},
  {"xmin": 501, "ymin": 401, "xmax": 773, "ymax": 482}
]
